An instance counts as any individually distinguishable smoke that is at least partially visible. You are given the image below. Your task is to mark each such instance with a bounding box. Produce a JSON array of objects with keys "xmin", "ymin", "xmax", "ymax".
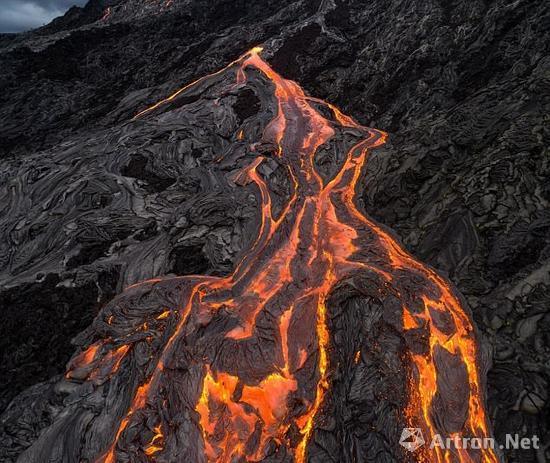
[{"xmin": 0, "ymin": 0, "xmax": 87, "ymax": 33}]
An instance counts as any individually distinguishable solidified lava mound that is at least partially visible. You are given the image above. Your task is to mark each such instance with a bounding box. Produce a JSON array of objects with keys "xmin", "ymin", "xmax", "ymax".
[{"xmin": 4, "ymin": 48, "xmax": 497, "ymax": 463}]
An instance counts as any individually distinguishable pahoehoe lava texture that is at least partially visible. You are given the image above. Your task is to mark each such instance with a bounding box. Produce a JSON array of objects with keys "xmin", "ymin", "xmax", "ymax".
[
  {"xmin": 1, "ymin": 45, "xmax": 498, "ymax": 463},
  {"xmin": 0, "ymin": 0, "xmax": 549, "ymax": 462}
]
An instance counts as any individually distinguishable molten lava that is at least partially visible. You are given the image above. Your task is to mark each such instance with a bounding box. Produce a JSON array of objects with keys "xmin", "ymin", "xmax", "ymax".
[{"xmin": 63, "ymin": 48, "xmax": 497, "ymax": 462}]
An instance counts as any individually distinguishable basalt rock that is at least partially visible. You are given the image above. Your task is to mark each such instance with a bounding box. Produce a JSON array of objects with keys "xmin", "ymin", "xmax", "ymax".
[
  {"xmin": 0, "ymin": 48, "xmax": 497, "ymax": 463},
  {"xmin": 0, "ymin": 0, "xmax": 549, "ymax": 462}
]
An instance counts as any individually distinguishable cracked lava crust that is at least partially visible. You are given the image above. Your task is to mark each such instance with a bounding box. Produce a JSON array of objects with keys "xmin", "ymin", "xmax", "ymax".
[{"xmin": 19, "ymin": 48, "xmax": 498, "ymax": 463}]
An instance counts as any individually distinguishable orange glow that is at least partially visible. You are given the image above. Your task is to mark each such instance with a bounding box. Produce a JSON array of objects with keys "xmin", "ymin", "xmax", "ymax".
[
  {"xmin": 92, "ymin": 47, "xmax": 497, "ymax": 463},
  {"xmin": 155, "ymin": 310, "xmax": 171, "ymax": 319},
  {"xmin": 144, "ymin": 425, "xmax": 164, "ymax": 456},
  {"xmin": 65, "ymin": 341, "xmax": 103, "ymax": 378},
  {"xmin": 295, "ymin": 293, "xmax": 330, "ymax": 463},
  {"xmin": 88, "ymin": 344, "xmax": 130, "ymax": 383},
  {"xmin": 78, "ymin": 342, "xmax": 100, "ymax": 366},
  {"xmin": 403, "ymin": 306, "xmax": 421, "ymax": 330}
]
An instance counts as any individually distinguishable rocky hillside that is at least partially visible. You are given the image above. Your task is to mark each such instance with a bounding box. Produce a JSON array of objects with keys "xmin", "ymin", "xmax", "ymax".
[{"xmin": 0, "ymin": 0, "xmax": 549, "ymax": 461}]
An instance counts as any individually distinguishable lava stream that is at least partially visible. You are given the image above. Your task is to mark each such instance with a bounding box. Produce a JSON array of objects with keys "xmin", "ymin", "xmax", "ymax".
[{"xmin": 70, "ymin": 47, "xmax": 499, "ymax": 463}]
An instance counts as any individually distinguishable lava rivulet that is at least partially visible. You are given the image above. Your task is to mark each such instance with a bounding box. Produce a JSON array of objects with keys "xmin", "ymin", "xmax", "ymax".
[{"xmin": 56, "ymin": 48, "xmax": 498, "ymax": 463}]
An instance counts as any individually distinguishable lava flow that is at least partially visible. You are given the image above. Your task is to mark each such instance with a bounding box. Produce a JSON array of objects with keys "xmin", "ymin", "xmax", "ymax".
[{"xmin": 54, "ymin": 48, "xmax": 499, "ymax": 463}]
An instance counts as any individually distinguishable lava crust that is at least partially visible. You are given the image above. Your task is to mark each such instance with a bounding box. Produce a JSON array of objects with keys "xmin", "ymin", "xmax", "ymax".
[
  {"xmin": 8, "ymin": 48, "xmax": 497, "ymax": 463},
  {"xmin": 1, "ymin": 1, "xmax": 549, "ymax": 462}
]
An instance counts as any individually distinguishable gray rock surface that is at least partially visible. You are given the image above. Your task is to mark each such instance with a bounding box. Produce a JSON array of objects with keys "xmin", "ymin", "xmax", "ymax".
[{"xmin": 0, "ymin": 0, "xmax": 549, "ymax": 461}]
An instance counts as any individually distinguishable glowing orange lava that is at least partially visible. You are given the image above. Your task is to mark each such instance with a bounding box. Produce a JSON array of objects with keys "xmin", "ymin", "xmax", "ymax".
[{"xmin": 88, "ymin": 47, "xmax": 497, "ymax": 463}]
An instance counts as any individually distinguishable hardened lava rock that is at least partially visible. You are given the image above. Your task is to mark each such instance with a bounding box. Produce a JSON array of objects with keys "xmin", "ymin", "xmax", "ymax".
[
  {"xmin": 1, "ymin": 47, "xmax": 499, "ymax": 463},
  {"xmin": 0, "ymin": 0, "xmax": 549, "ymax": 462}
]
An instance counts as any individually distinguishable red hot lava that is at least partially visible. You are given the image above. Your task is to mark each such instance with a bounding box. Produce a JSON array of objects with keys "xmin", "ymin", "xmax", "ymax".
[{"xmin": 63, "ymin": 47, "xmax": 498, "ymax": 463}]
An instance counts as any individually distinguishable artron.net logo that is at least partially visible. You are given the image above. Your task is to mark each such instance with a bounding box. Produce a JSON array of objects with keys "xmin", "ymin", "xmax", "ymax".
[
  {"xmin": 399, "ymin": 428, "xmax": 540, "ymax": 453},
  {"xmin": 399, "ymin": 428, "xmax": 425, "ymax": 452}
]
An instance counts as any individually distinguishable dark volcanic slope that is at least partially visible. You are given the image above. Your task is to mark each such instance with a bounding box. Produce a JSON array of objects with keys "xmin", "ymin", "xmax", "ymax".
[{"xmin": 0, "ymin": 0, "xmax": 549, "ymax": 461}]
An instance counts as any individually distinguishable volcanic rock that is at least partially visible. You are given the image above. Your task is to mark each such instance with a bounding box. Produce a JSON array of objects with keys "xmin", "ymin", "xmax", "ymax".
[{"xmin": 0, "ymin": 0, "xmax": 549, "ymax": 462}]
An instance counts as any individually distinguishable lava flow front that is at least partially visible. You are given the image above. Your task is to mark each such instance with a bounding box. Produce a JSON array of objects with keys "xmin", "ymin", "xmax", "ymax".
[{"xmin": 27, "ymin": 48, "xmax": 499, "ymax": 463}]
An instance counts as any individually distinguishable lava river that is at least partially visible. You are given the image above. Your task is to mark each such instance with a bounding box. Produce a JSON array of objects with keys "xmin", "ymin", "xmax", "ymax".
[{"xmin": 21, "ymin": 48, "xmax": 499, "ymax": 463}]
